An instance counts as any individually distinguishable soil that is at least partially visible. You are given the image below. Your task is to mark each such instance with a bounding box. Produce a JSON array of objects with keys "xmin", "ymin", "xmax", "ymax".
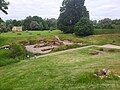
[
  {"xmin": 99, "ymin": 44, "xmax": 120, "ymax": 49},
  {"xmin": 25, "ymin": 39, "xmax": 74, "ymax": 54}
]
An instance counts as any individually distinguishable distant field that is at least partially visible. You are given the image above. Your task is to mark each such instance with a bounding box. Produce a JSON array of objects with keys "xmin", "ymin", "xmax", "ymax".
[
  {"xmin": 94, "ymin": 29, "xmax": 120, "ymax": 35},
  {"xmin": 0, "ymin": 30, "xmax": 60, "ymax": 38},
  {"xmin": 0, "ymin": 30, "xmax": 120, "ymax": 46},
  {"xmin": 0, "ymin": 47, "xmax": 120, "ymax": 90}
]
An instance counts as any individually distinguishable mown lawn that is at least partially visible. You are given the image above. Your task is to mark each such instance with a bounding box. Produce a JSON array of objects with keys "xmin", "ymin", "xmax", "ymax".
[{"xmin": 0, "ymin": 47, "xmax": 120, "ymax": 90}]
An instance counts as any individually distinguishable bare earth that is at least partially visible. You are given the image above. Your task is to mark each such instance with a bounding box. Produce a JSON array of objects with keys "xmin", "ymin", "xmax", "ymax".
[
  {"xmin": 99, "ymin": 44, "xmax": 120, "ymax": 49},
  {"xmin": 25, "ymin": 40, "xmax": 73, "ymax": 54},
  {"xmin": 25, "ymin": 45, "xmax": 58, "ymax": 54}
]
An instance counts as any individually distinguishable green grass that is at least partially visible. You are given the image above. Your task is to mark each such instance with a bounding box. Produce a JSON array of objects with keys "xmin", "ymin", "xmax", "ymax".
[
  {"xmin": 0, "ymin": 30, "xmax": 61, "ymax": 46},
  {"xmin": 0, "ymin": 29, "xmax": 120, "ymax": 89},
  {"xmin": 0, "ymin": 30, "xmax": 120, "ymax": 46},
  {"xmin": 0, "ymin": 30, "xmax": 120, "ymax": 66},
  {"xmin": 0, "ymin": 49, "xmax": 20, "ymax": 66},
  {"xmin": 94, "ymin": 29, "xmax": 120, "ymax": 35},
  {"xmin": 0, "ymin": 47, "xmax": 120, "ymax": 90},
  {"xmin": 0, "ymin": 30, "xmax": 60, "ymax": 38},
  {"xmin": 0, "ymin": 44, "xmax": 33, "ymax": 67}
]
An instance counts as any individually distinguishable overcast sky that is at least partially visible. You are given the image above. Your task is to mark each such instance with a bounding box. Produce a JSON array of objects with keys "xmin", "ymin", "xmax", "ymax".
[{"xmin": 0, "ymin": 0, "xmax": 120, "ymax": 20}]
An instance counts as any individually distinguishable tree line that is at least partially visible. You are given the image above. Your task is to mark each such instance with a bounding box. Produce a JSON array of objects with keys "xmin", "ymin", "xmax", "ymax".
[
  {"xmin": 0, "ymin": 16, "xmax": 57, "ymax": 32},
  {"xmin": 0, "ymin": 17, "xmax": 119, "ymax": 33},
  {"xmin": 93, "ymin": 18, "xmax": 120, "ymax": 29},
  {"xmin": 0, "ymin": 0, "xmax": 120, "ymax": 36}
]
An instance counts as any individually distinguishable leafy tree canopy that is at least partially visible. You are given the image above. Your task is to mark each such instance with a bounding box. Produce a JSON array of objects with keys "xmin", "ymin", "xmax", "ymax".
[
  {"xmin": 58, "ymin": 0, "xmax": 89, "ymax": 33},
  {"xmin": 0, "ymin": 17, "xmax": 4, "ymax": 23},
  {"xmin": 0, "ymin": 0, "xmax": 9, "ymax": 14},
  {"xmin": 98, "ymin": 18, "xmax": 113, "ymax": 29},
  {"xmin": 74, "ymin": 18, "xmax": 94, "ymax": 36}
]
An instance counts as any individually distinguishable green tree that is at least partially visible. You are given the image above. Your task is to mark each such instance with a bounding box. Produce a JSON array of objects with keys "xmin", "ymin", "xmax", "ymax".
[
  {"xmin": 92, "ymin": 20, "xmax": 98, "ymax": 28},
  {"xmin": 12, "ymin": 20, "xmax": 22, "ymax": 26},
  {"xmin": 23, "ymin": 16, "xmax": 33, "ymax": 30},
  {"xmin": 58, "ymin": 0, "xmax": 89, "ymax": 33},
  {"xmin": 23, "ymin": 16, "xmax": 44, "ymax": 30},
  {"xmin": 0, "ymin": 17, "xmax": 4, "ymax": 23},
  {"xmin": 47, "ymin": 18, "xmax": 57, "ymax": 29},
  {"xmin": 112, "ymin": 19, "xmax": 120, "ymax": 29},
  {"xmin": 5, "ymin": 19, "xmax": 13, "ymax": 31},
  {"xmin": 32, "ymin": 16, "xmax": 43, "ymax": 23},
  {"xmin": 0, "ymin": 22, "xmax": 7, "ymax": 32},
  {"xmin": 0, "ymin": 0, "xmax": 9, "ymax": 14},
  {"xmin": 30, "ymin": 21, "xmax": 40, "ymax": 30},
  {"xmin": 42, "ymin": 21, "xmax": 49, "ymax": 30},
  {"xmin": 98, "ymin": 18, "xmax": 113, "ymax": 29},
  {"xmin": 39, "ymin": 22, "xmax": 43, "ymax": 30},
  {"xmin": 74, "ymin": 18, "xmax": 94, "ymax": 36}
]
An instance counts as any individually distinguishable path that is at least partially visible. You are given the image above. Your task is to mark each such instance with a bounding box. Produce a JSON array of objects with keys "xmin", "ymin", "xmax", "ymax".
[
  {"xmin": 99, "ymin": 44, "xmax": 120, "ymax": 49},
  {"xmin": 30, "ymin": 45, "xmax": 97, "ymax": 59},
  {"xmin": 30, "ymin": 44, "xmax": 120, "ymax": 60}
]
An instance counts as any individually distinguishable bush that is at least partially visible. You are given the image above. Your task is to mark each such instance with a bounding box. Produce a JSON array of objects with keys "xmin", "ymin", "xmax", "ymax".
[
  {"xmin": 0, "ymin": 49, "xmax": 21, "ymax": 67},
  {"xmin": 74, "ymin": 18, "xmax": 94, "ymax": 36},
  {"xmin": 99, "ymin": 48, "xmax": 104, "ymax": 51},
  {"xmin": 57, "ymin": 24, "xmax": 74, "ymax": 34},
  {"xmin": 0, "ymin": 44, "xmax": 34, "ymax": 66},
  {"xmin": 17, "ymin": 33, "xmax": 22, "ymax": 35},
  {"xmin": 53, "ymin": 44, "xmax": 81, "ymax": 52},
  {"xmin": 10, "ymin": 44, "xmax": 27, "ymax": 59}
]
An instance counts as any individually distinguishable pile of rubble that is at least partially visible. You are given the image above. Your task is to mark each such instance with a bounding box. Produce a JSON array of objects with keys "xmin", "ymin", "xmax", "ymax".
[
  {"xmin": 94, "ymin": 68, "xmax": 120, "ymax": 79},
  {"xmin": 94, "ymin": 68, "xmax": 111, "ymax": 79}
]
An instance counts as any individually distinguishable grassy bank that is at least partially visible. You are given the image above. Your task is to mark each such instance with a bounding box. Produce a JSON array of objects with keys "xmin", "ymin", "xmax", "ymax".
[
  {"xmin": 0, "ymin": 44, "xmax": 33, "ymax": 66},
  {"xmin": 0, "ymin": 49, "xmax": 20, "ymax": 66}
]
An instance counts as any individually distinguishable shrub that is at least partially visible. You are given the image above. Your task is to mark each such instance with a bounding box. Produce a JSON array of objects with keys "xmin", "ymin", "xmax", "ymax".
[
  {"xmin": 0, "ymin": 49, "xmax": 21, "ymax": 67},
  {"xmin": 10, "ymin": 44, "xmax": 27, "ymax": 59},
  {"xmin": 0, "ymin": 44, "xmax": 34, "ymax": 66},
  {"xmin": 17, "ymin": 33, "xmax": 22, "ymax": 35},
  {"xmin": 28, "ymin": 40, "xmax": 38, "ymax": 45},
  {"xmin": 74, "ymin": 18, "xmax": 94, "ymax": 36},
  {"xmin": 99, "ymin": 48, "xmax": 104, "ymax": 51},
  {"xmin": 53, "ymin": 44, "xmax": 81, "ymax": 52}
]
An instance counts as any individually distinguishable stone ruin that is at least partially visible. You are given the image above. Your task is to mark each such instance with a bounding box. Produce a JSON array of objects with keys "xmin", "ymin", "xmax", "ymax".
[{"xmin": 25, "ymin": 36, "xmax": 74, "ymax": 54}]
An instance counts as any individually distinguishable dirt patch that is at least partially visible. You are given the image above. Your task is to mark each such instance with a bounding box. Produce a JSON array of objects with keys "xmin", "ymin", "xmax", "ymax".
[
  {"xmin": 99, "ymin": 44, "xmax": 120, "ymax": 49},
  {"xmin": 25, "ymin": 45, "xmax": 58, "ymax": 54},
  {"xmin": 89, "ymin": 50, "xmax": 104, "ymax": 55}
]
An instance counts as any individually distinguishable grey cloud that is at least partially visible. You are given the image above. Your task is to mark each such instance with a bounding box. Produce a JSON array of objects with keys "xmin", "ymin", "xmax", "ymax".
[{"xmin": 0, "ymin": 0, "xmax": 120, "ymax": 20}]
